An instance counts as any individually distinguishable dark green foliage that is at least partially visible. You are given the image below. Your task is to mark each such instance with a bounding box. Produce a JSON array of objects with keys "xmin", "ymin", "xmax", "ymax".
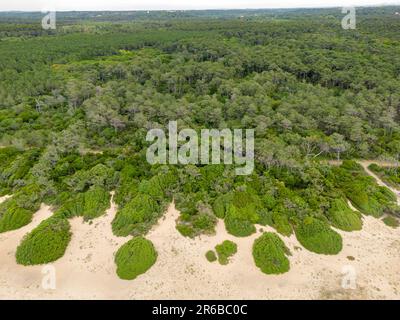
[
  {"xmin": 215, "ymin": 240, "xmax": 237, "ymax": 265},
  {"xmin": 295, "ymin": 217, "xmax": 343, "ymax": 255},
  {"xmin": 205, "ymin": 250, "xmax": 217, "ymax": 262},
  {"xmin": 114, "ymin": 165, "xmax": 139, "ymax": 206},
  {"xmin": 332, "ymin": 161, "xmax": 398, "ymax": 218},
  {"xmin": 175, "ymin": 192, "xmax": 217, "ymax": 238},
  {"xmin": 54, "ymin": 187, "xmax": 110, "ymax": 220},
  {"xmin": 112, "ymin": 194, "xmax": 160, "ymax": 237},
  {"xmin": 252, "ymin": 232, "xmax": 290, "ymax": 274},
  {"xmin": 327, "ymin": 198, "xmax": 362, "ymax": 231},
  {"xmin": 115, "ymin": 237, "xmax": 157, "ymax": 280},
  {"xmin": 65, "ymin": 164, "xmax": 115, "ymax": 192},
  {"xmin": 15, "ymin": 216, "xmax": 71, "ymax": 265}
]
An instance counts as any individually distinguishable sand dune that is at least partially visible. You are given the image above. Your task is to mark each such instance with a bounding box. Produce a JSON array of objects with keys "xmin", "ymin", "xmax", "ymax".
[{"xmin": 0, "ymin": 194, "xmax": 399, "ymax": 299}]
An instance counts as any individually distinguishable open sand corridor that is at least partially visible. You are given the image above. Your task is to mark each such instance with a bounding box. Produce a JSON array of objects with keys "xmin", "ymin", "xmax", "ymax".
[{"xmin": 0, "ymin": 165, "xmax": 400, "ymax": 300}]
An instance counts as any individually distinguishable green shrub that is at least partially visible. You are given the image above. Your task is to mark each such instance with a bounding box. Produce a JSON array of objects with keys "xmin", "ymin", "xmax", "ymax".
[
  {"xmin": 82, "ymin": 186, "xmax": 110, "ymax": 220},
  {"xmin": 115, "ymin": 237, "xmax": 157, "ymax": 280},
  {"xmin": 382, "ymin": 216, "xmax": 399, "ymax": 228},
  {"xmin": 252, "ymin": 232, "xmax": 290, "ymax": 274},
  {"xmin": 112, "ymin": 194, "xmax": 159, "ymax": 236},
  {"xmin": 114, "ymin": 165, "xmax": 139, "ymax": 206},
  {"xmin": 215, "ymin": 240, "xmax": 237, "ymax": 265},
  {"xmin": 0, "ymin": 184, "xmax": 43, "ymax": 233},
  {"xmin": 327, "ymin": 198, "xmax": 362, "ymax": 231},
  {"xmin": 295, "ymin": 217, "xmax": 343, "ymax": 255},
  {"xmin": 205, "ymin": 250, "xmax": 217, "ymax": 262},
  {"xmin": 16, "ymin": 216, "xmax": 71, "ymax": 265},
  {"xmin": 224, "ymin": 204, "xmax": 256, "ymax": 237},
  {"xmin": 212, "ymin": 193, "xmax": 233, "ymax": 218},
  {"xmin": 176, "ymin": 224, "xmax": 195, "ymax": 238},
  {"xmin": 0, "ymin": 199, "xmax": 33, "ymax": 233},
  {"xmin": 56, "ymin": 193, "xmax": 85, "ymax": 219},
  {"xmin": 271, "ymin": 210, "xmax": 293, "ymax": 236}
]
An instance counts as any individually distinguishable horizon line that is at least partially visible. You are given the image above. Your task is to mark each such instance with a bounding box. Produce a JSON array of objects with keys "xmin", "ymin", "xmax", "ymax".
[{"xmin": 0, "ymin": 3, "xmax": 399, "ymax": 13}]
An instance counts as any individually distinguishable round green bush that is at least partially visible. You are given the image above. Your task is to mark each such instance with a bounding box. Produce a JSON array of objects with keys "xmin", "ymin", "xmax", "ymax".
[
  {"xmin": 0, "ymin": 199, "xmax": 33, "ymax": 233},
  {"xmin": 224, "ymin": 211, "xmax": 256, "ymax": 237},
  {"xmin": 215, "ymin": 240, "xmax": 237, "ymax": 265},
  {"xmin": 16, "ymin": 216, "xmax": 72, "ymax": 265},
  {"xmin": 112, "ymin": 194, "xmax": 159, "ymax": 236},
  {"xmin": 295, "ymin": 217, "xmax": 343, "ymax": 255},
  {"xmin": 252, "ymin": 232, "xmax": 290, "ymax": 274},
  {"xmin": 115, "ymin": 237, "xmax": 157, "ymax": 280},
  {"xmin": 205, "ymin": 250, "xmax": 217, "ymax": 262}
]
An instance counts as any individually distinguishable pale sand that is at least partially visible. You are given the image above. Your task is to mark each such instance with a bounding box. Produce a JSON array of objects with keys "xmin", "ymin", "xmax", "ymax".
[{"xmin": 0, "ymin": 189, "xmax": 399, "ymax": 299}]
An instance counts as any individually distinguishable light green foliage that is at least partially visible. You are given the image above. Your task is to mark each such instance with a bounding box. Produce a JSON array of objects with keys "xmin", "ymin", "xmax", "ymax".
[
  {"xmin": 215, "ymin": 240, "xmax": 237, "ymax": 265},
  {"xmin": 327, "ymin": 198, "xmax": 362, "ymax": 231},
  {"xmin": 295, "ymin": 217, "xmax": 343, "ymax": 255},
  {"xmin": 252, "ymin": 232, "xmax": 290, "ymax": 274},
  {"xmin": 0, "ymin": 184, "xmax": 42, "ymax": 233},
  {"xmin": 82, "ymin": 186, "xmax": 111, "ymax": 220},
  {"xmin": 55, "ymin": 187, "xmax": 110, "ymax": 220},
  {"xmin": 65, "ymin": 164, "xmax": 115, "ymax": 192},
  {"xmin": 205, "ymin": 250, "xmax": 217, "ymax": 262},
  {"xmin": 368, "ymin": 164, "xmax": 400, "ymax": 190},
  {"xmin": 15, "ymin": 216, "xmax": 71, "ymax": 265},
  {"xmin": 175, "ymin": 192, "xmax": 217, "ymax": 238},
  {"xmin": 112, "ymin": 194, "xmax": 159, "ymax": 236},
  {"xmin": 332, "ymin": 161, "xmax": 397, "ymax": 218},
  {"xmin": 115, "ymin": 237, "xmax": 157, "ymax": 280},
  {"xmin": 223, "ymin": 190, "xmax": 261, "ymax": 237}
]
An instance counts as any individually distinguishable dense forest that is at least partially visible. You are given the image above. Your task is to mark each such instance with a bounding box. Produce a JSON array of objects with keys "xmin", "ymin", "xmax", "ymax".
[{"xmin": 1, "ymin": 7, "xmax": 400, "ymax": 276}]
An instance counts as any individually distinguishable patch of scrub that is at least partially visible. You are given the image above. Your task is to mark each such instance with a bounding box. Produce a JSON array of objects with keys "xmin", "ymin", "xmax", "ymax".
[
  {"xmin": 215, "ymin": 240, "xmax": 237, "ymax": 265},
  {"xmin": 115, "ymin": 236, "xmax": 157, "ymax": 280},
  {"xmin": 15, "ymin": 215, "xmax": 72, "ymax": 265},
  {"xmin": 295, "ymin": 217, "xmax": 342, "ymax": 255},
  {"xmin": 252, "ymin": 232, "xmax": 290, "ymax": 275}
]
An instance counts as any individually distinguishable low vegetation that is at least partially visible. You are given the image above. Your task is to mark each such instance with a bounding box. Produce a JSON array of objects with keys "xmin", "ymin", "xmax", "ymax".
[
  {"xmin": 15, "ymin": 216, "xmax": 71, "ymax": 265},
  {"xmin": 0, "ymin": 184, "xmax": 42, "ymax": 233},
  {"xmin": 332, "ymin": 161, "xmax": 398, "ymax": 218},
  {"xmin": 295, "ymin": 217, "xmax": 343, "ymax": 255},
  {"xmin": 369, "ymin": 164, "xmax": 400, "ymax": 190},
  {"xmin": 205, "ymin": 250, "xmax": 217, "ymax": 262},
  {"xmin": 327, "ymin": 198, "xmax": 362, "ymax": 232},
  {"xmin": 252, "ymin": 232, "xmax": 291, "ymax": 274},
  {"xmin": 115, "ymin": 237, "xmax": 157, "ymax": 280},
  {"xmin": 382, "ymin": 216, "xmax": 399, "ymax": 228},
  {"xmin": 215, "ymin": 240, "xmax": 237, "ymax": 265}
]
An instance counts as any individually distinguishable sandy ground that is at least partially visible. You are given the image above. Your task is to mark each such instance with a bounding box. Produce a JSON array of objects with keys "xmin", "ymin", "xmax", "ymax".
[{"xmin": 0, "ymin": 188, "xmax": 399, "ymax": 300}]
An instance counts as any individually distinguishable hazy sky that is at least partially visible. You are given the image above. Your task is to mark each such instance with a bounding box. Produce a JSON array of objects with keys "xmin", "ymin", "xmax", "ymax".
[{"xmin": 1, "ymin": 0, "xmax": 399, "ymax": 11}]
